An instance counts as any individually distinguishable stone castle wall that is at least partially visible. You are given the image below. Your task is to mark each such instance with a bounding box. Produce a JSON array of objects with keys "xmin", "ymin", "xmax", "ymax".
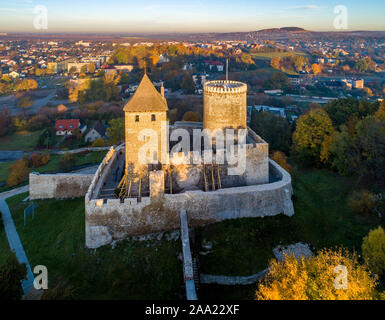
[
  {"xmin": 85, "ymin": 159, "xmax": 294, "ymax": 249},
  {"xmin": 29, "ymin": 173, "xmax": 94, "ymax": 200}
]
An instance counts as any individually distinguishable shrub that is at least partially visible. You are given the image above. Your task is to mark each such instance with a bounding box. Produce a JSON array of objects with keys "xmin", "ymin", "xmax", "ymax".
[
  {"xmin": 348, "ymin": 190, "xmax": 376, "ymax": 215},
  {"xmin": 91, "ymin": 138, "xmax": 106, "ymax": 147},
  {"xmin": 362, "ymin": 226, "xmax": 385, "ymax": 278},
  {"xmin": 29, "ymin": 152, "xmax": 51, "ymax": 168},
  {"xmin": 6, "ymin": 158, "xmax": 30, "ymax": 187},
  {"xmin": 59, "ymin": 153, "xmax": 76, "ymax": 172},
  {"xmin": 255, "ymin": 248, "xmax": 377, "ymax": 300},
  {"xmin": 271, "ymin": 151, "xmax": 292, "ymax": 173},
  {"xmin": 0, "ymin": 251, "xmax": 27, "ymax": 300}
]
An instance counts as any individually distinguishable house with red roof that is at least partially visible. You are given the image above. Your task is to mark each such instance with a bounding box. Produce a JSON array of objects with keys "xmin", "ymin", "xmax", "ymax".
[{"xmin": 55, "ymin": 119, "xmax": 86, "ymax": 136}]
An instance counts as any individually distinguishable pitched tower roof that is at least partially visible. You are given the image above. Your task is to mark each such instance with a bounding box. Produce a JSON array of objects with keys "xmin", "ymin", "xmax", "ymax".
[{"xmin": 123, "ymin": 74, "xmax": 168, "ymax": 112}]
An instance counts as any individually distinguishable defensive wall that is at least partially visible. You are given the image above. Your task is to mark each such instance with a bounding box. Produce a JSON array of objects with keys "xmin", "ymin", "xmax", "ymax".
[
  {"xmin": 29, "ymin": 172, "xmax": 94, "ymax": 200},
  {"xmin": 85, "ymin": 151, "xmax": 294, "ymax": 248}
]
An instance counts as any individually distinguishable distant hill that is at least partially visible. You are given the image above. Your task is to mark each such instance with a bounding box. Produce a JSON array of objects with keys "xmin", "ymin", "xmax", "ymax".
[{"xmin": 256, "ymin": 27, "xmax": 309, "ymax": 33}]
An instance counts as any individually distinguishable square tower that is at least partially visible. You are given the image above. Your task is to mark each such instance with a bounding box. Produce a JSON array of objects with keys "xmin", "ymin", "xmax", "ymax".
[{"xmin": 123, "ymin": 74, "xmax": 168, "ymax": 173}]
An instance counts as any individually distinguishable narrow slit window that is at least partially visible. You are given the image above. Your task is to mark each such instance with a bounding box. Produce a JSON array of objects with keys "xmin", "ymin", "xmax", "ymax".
[
  {"xmin": 135, "ymin": 115, "xmax": 139, "ymax": 122},
  {"xmin": 151, "ymin": 114, "xmax": 156, "ymax": 121}
]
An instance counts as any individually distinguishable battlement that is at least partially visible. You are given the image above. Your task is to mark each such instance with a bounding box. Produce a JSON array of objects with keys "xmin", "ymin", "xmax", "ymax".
[{"xmin": 204, "ymin": 80, "xmax": 247, "ymax": 94}]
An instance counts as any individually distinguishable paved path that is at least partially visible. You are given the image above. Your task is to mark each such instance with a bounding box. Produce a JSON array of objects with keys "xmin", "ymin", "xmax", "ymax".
[{"xmin": 0, "ymin": 199, "xmax": 35, "ymax": 296}]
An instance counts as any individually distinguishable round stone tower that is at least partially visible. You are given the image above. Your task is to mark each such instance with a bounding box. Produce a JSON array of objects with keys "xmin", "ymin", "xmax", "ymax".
[{"xmin": 203, "ymin": 80, "xmax": 247, "ymax": 132}]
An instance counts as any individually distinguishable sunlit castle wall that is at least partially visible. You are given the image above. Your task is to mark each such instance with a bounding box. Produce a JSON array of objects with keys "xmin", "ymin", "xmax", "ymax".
[{"xmin": 203, "ymin": 80, "xmax": 248, "ymax": 133}]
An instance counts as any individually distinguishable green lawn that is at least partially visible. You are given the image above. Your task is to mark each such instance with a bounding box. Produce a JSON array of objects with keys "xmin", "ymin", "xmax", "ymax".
[
  {"xmin": 196, "ymin": 169, "xmax": 385, "ymax": 299},
  {"xmin": 2, "ymin": 168, "xmax": 384, "ymax": 299},
  {"xmin": 0, "ymin": 217, "xmax": 11, "ymax": 266},
  {"xmin": 0, "ymin": 131, "xmax": 44, "ymax": 151},
  {"xmin": 5, "ymin": 193, "xmax": 184, "ymax": 299}
]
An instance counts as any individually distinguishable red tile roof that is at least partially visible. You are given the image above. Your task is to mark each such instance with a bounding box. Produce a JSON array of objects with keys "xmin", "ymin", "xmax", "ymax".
[{"xmin": 55, "ymin": 119, "xmax": 80, "ymax": 131}]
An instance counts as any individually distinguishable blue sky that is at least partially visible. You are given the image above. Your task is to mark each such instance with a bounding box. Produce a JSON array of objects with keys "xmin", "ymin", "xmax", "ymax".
[{"xmin": 0, "ymin": 0, "xmax": 384, "ymax": 33}]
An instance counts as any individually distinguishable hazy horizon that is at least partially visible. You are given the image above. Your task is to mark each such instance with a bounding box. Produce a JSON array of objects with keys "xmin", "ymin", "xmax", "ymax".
[{"xmin": 0, "ymin": 0, "xmax": 385, "ymax": 33}]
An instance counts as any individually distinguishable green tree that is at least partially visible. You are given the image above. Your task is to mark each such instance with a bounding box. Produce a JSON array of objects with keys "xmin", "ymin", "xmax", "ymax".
[
  {"xmin": 181, "ymin": 74, "xmax": 195, "ymax": 94},
  {"xmin": 0, "ymin": 251, "xmax": 27, "ymax": 300},
  {"xmin": 362, "ymin": 226, "xmax": 385, "ymax": 277},
  {"xmin": 293, "ymin": 108, "xmax": 334, "ymax": 166},
  {"xmin": 250, "ymin": 110, "xmax": 292, "ymax": 154},
  {"xmin": 59, "ymin": 153, "xmax": 76, "ymax": 172},
  {"xmin": 106, "ymin": 118, "xmax": 124, "ymax": 145}
]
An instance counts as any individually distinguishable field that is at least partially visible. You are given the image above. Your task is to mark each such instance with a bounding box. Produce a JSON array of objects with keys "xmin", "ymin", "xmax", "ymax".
[
  {"xmin": 1, "ymin": 168, "xmax": 384, "ymax": 299},
  {"xmin": 0, "ymin": 130, "xmax": 44, "ymax": 151}
]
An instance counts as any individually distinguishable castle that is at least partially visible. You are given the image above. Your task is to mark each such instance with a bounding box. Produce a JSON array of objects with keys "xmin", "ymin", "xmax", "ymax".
[
  {"xmin": 83, "ymin": 74, "xmax": 294, "ymax": 248},
  {"xmin": 29, "ymin": 74, "xmax": 295, "ymax": 249}
]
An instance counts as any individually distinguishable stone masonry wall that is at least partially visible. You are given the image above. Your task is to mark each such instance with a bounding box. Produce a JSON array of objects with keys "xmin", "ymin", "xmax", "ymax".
[
  {"xmin": 29, "ymin": 173, "xmax": 94, "ymax": 200},
  {"xmin": 85, "ymin": 159, "xmax": 294, "ymax": 248}
]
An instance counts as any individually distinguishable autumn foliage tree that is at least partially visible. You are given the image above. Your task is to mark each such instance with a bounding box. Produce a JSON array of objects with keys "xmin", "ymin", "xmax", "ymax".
[
  {"xmin": 255, "ymin": 248, "xmax": 377, "ymax": 300},
  {"xmin": 6, "ymin": 158, "xmax": 30, "ymax": 187},
  {"xmin": 293, "ymin": 107, "xmax": 334, "ymax": 166}
]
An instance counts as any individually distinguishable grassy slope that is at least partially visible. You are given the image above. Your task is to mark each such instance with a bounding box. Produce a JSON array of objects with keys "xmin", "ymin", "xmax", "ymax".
[
  {"xmin": 5, "ymin": 193, "xmax": 183, "ymax": 299},
  {"xmin": 1, "ymin": 168, "xmax": 383, "ymax": 299},
  {"xmin": 0, "ymin": 131, "xmax": 43, "ymax": 151},
  {"xmin": 0, "ymin": 217, "xmax": 11, "ymax": 265},
  {"xmin": 196, "ymin": 169, "xmax": 385, "ymax": 299}
]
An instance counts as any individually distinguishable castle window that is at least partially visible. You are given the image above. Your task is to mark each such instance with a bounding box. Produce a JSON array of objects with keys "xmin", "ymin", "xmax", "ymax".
[
  {"xmin": 151, "ymin": 114, "xmax": 156, "ymax": 121},
  {"xmin": 135, "ymin": 115, "xmax": 139, "ymax": 122}
]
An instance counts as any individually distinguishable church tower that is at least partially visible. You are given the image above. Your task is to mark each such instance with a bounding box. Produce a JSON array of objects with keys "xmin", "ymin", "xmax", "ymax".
[{"xmin": 123, "ymin": 74, "xmax": 168, "ymax": 173}]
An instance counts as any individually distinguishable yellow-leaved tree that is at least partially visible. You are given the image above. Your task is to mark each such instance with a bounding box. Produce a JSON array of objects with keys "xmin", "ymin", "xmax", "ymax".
[
  {"xmin": 255, "ymin": 248, "xmax": 377, "ymax": 300},
  {"xmin": 293, "ymin": 107, "xmax": 334, "ymax": 166}
]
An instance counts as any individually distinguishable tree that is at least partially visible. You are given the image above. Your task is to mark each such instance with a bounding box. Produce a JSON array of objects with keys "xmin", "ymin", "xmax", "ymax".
[
  {"xmin": 87, "ymin": 63, "xmax": 96, "ymax": 74},
  {"xmin": 263, "ymin": 72, "xmax": 289, "ymax": 89},
  {"xmin": 250, "ymin": 110, "xmax": 292, "ymax": 154},
  {"xmin": 0, "ymin": 107, "xmax": 12, "ymax": 137},
  {"xmin": 59, "ymin": 153, "xmax": 76, "ymax": 172},
  {"xmin": 182, "ymin": 111, "xmax": 199, "ymax": 122},
  {"xmin": 348, "ymin": 190, "xmax": 376, "ymax": 215},
  {"xmin": 293, "ymin": 108, "xmax": 334, "ymax": 166},
  {"xmin": 6, "ymin": 158, "xmax": 29, "ymax": 187},
  {"xmin": 255, "ymin": 248, "xmax": 377, "ymax": 300},
  {"xmin": 375, "ymin": 101, "xmax": 385, "ymax": 121},
  {"xmin": 362, "ymin": 226, "xmax": 385, "ymax": 277},
  {"xmin": 16, "ymin": 95, "xmax": 33, "ymax": 109},
  {"xmin": 181, "ymin": 74, "xmax": 195, "ymax": 94},
  {"xmin": 0, "ymin": 251, "xmax": 27, "ymax": 300},
  {"xmin": 270, "ymin": 57, "xmax": 281, "ymax": 70},
  {"xmin": 106, "ymin": 118, "xmax": 124, "ymax": 145},
  {"xmin": 271, "ymin": 151, "xmax": 292, "ymax": 173},
  {"xmin": 91, "ymin": 138, "xmax": 106, "ymax": 147},
  {"xmin": 311, "ymin": 63, "xmax": 322, "ymax": 75}
]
